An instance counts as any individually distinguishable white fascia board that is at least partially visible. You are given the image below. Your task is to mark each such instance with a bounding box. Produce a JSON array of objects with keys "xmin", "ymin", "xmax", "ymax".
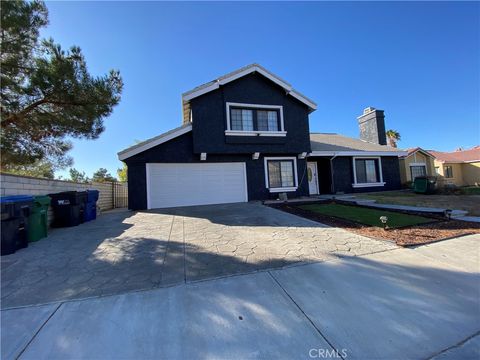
[
  {"xmin": 182, "ymin": 83, "xmax": 219, "ymax": 101},
  {"xmin": 308, "ymin": 151, "xmax": 407, "ymax": 157},
  {"xmin": 254, "ymin": 66, "xmax": 292, "ymax": 91},
  {"xmin": 118, "ymin": 124, "xmax": 192, "ymax": 161},
  {"xmin": 416, "ymin": 149, "xmax": 435, "ymax": 158},
  {"xmin": 182, "ymin": 65, "xmax": 316, "ymax": 111},
  {"xmin": 288, "ymin": 90, "xmax": 317, "ymax": 110}
]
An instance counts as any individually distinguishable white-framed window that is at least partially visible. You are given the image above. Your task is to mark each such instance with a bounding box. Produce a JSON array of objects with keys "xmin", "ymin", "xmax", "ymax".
[
  {"xmin": 409, "ymin": 163, "xmax": 427, "ymax": 180},
  {"xmin": 225, "ymin": 102, "xmax": 286, "ymax": 137},
  {"xmin": 352, "ymin": 157, "xmax": 385, "ymax": 188},
  {"xmin": 264, "ymin": 157, "xmax": 298, "ymax": 192},
  {"xmin": 230, "ymin": 109, "xmax": 254, "ymax": 131}
]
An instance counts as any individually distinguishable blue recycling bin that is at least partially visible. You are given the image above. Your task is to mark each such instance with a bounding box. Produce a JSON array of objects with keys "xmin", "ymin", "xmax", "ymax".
[
  {"xmin": 1, "ymin": 195, "xmax": 34, "ymax": 255},
  {"xmin": 84, "ymin": 190, "xmax": 99, "ymax": 221}
]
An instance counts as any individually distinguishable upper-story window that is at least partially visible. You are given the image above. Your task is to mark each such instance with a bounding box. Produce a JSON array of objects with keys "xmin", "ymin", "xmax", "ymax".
[
  {"xmin": 231, "ymin": 109, "xmax": 254, "ymax": 131},
  {"xmin": 226, "ymin": 102, "xmax": 286, "ymax": 136}
]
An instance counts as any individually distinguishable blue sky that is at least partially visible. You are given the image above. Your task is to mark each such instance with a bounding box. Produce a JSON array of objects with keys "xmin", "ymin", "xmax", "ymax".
[{"xmin": 41, "ymin": 1, "xmax": 479, "ymax": 179}]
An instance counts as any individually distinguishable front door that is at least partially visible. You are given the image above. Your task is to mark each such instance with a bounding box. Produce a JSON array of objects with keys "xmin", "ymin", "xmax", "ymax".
[{"xmin": 307, "ymin": 162, "xmax": 319, "ymax": 195}]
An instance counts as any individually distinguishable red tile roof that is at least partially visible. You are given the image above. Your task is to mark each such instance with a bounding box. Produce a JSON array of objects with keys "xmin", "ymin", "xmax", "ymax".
[
  {"xmin": 402, "ymin": 147, "xmax": 434, "ymax": 158},
  {"xmin": 428, "ymin": 146, "xmax": 480, "ymax": 163}
]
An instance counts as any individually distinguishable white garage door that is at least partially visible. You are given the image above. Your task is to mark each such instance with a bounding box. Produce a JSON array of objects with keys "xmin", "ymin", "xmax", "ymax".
[{"xmin": 146, "ymin": 163, "xmax": 248, "ymax": 209}]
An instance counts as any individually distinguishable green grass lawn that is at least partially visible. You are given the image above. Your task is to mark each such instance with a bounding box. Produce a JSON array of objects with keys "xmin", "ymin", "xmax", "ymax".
[
  {"xmin": 300, "ymin": 203, "xmax": 433, "ymax": 229},
  {"xmin": 462, "ymin": 186, "xmax": 480, "ymax": 195}
]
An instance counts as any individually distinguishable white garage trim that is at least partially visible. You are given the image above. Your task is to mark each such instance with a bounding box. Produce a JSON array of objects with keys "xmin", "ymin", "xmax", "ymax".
[{"xmin": 146, "ymin": 162, "xmax": 248, "ymax": 209}]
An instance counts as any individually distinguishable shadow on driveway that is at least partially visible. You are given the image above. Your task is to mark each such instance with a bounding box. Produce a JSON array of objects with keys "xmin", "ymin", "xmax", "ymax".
[
  {"xmin": 142, "ymin": 202, "xmax": 330, "ymax": 228},
  {"xmin": 1, "ymin": 203, "xmax": 395, "ymax": 309},
  {"xmin": 2, "ymin": 245, "xmax": 479, "ymax": 360}
]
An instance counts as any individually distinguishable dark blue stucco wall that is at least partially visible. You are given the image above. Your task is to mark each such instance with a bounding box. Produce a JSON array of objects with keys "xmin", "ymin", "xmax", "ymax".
[
  {"xmin": 326, "ymin": 156, "xmax": 401, "ymax": 194},
  {"xmin": 190, "ymin": 72, "xmax": 312, "ymax": 154},
  {"xmin": 125, "ymin": 132, "xmax": 309, "ymax": 210}
]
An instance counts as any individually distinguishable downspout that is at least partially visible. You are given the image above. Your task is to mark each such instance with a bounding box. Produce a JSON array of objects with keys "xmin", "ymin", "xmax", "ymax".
[{"xmin": 329, "ymin": 153, "xmax": 338, "ymax": 194}]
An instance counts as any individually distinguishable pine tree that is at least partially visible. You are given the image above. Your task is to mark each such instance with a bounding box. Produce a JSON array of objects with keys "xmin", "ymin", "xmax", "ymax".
[{"xmin": 1, "ymin": 0, "xmax": 123, "ymax": 170}]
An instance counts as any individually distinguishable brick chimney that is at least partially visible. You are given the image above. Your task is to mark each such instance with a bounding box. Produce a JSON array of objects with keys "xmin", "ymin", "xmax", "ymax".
[{"xmin": 357, "ymin": 107, "xmax": 386, "ymax": 145}]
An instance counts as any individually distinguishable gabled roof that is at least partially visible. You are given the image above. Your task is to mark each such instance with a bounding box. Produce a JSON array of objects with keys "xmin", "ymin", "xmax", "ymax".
[
  {"xmin": 118, "ymin": 124, "xmax": 192, "ymax": 161},
  {"xmin": 310, "ymin": 133, "xmax": 406, "ymax": 156},
  {"xmin": 181, "ymin": 63, "xmax": 317, "ymax": 124},
  {"xmin": 428, "ymin": 146, "xmax": 480, "ymax": 163},
  {"xmin": 401, "ymin": 147, "xmax": 435, "ymax": 159}
]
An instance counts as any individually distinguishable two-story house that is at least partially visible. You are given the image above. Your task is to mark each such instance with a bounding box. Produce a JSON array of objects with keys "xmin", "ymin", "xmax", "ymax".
[{"xmin": 118, "ymin": 64, "xmax": 405, "ymax": 210}]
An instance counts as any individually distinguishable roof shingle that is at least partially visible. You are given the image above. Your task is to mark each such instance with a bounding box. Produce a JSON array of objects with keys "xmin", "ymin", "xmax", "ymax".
[
  {"xmin": 310, "ymin": 133, "xmax": 402, "ymax": 153},
  {"xmin": 428, "ymin": 146, "xmax": 480, "ymax": 163}
]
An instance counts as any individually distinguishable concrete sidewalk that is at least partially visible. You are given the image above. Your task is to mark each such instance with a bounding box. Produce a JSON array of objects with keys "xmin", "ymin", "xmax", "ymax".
[{"xmin": 2, "ymin": 235, "xmax": 479, "ymax": 360}]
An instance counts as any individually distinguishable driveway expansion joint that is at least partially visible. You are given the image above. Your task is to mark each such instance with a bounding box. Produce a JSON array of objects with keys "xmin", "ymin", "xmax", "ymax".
[
  {"xmin": 267, "ymin": 271, "xmax": 344, "ymax": 359},
  {"xmin": 426, "ymin": 330, "xmax": 480, "ymax": 360},
  {"xmin": 15, "ymin": 302, "xmax": 63, "ymax": 360}
]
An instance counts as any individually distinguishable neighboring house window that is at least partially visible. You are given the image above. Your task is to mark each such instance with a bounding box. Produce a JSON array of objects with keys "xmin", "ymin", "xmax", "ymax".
[
  {"xmin": 444, "ymin": 165, "xmax": 453, "ymax": 178},
  {"xmin": 410, "ymin": 165, "xmax": 427, "ymax": 180},
  {"xmin": 352, "ymin": 157, "xmax": 385, "ymax": 187},
  {"xmin": 435, "ymin": 166, "xmax": 440, "ymax": 175},
  {"xmin": 264, "ymin": 157, "xmax": 298, "ymax": 192},
  {"xmin": 226, "ymin": 103, "xmax": 285, "ymax": 135}
]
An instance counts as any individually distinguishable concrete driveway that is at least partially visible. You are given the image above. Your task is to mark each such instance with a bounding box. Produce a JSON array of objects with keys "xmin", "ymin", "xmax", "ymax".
[
  {"xmin": 2, "ymin": 235, "xmax": 478, "ymax": 360},
  {"xmin": 1, "ymin": 203, "xmax": 395, "ymax": 308}
]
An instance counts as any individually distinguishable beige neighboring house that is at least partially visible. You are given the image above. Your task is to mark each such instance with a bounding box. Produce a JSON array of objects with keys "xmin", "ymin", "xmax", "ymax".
[
  {"xmin": 399, "ymin": 147, "xmax": 436, "ymax": 184},
  {"xmin": 428, "ymin": 146, "xmax": 480, "ymax": 187}
]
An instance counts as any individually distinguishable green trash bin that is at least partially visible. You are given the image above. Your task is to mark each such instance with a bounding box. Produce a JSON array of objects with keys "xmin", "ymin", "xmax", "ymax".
[
  {"xmin": 413, "ymin": 176, "xmax": 437, "ymax": 194},
  {"xmin": 27, "ymin": 196, "xmax": 51, "ymax": 242},
  {"xmin": 413, "ymin": 177, "xmax": 428, "ymax": 193}
]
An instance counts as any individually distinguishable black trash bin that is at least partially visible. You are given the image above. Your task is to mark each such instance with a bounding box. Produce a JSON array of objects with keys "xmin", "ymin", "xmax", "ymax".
[
  {"xmin": 1, "ymin": 218, "xmax": 22, "ymax": 255},
  {"xmin": 1, "ymin": 195, "xmax": 34, "ymax": 255},
  {"xmin": 48, "ymin": 191, "xmax": 83, "ymax": 227}
]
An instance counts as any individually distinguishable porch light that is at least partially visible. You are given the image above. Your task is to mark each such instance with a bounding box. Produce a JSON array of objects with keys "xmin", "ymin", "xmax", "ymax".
[
  {"xmin": 200, "ymin": 153, "xmax": 207, "ymax": 161},
  {"xmin": 444, "ymin": 209, "xmax": 452, "ymax": 220},
  {"xmin": 252, "ymin": 152, "xmax": 260, "ymax": 160},
  {"xmin": 298, "ymin": 152, "xmax": 307, "ymax": 159},
  {"xmin": 379, "ymin": 216, "xmax": 388, "ymax": 230}
]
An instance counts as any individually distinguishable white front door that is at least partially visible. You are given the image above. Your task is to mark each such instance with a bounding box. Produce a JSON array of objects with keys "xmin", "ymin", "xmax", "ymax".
[
  {"xmin": 307, "ymin": 162, "xmax": 319, "ymax": 195},
  {"xmin": 146, "ymin": 163, "xmax": 248, "ymax": 209}
]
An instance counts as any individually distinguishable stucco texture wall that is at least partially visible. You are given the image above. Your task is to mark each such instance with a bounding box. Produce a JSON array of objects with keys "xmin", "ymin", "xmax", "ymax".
[
  {"xmin": 399, "ymin": 152, "xmax": 436, "ymax": 184},
  {"xmin": 434, "ymin": 161, "xmax": 464, "ymax": 187},
  {"xmin": 125, "ymin": 132, "xmax": 309, "ymax": 210},
  {"xmin": 462, "ymin": 162, "xmax": 480, "ymax": 186}
]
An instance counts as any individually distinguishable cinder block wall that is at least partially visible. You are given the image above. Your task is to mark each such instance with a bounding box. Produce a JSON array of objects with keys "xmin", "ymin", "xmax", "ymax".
[{"xmin": 0, "ymin": 173, "xmax": 127, "ymax": 225}]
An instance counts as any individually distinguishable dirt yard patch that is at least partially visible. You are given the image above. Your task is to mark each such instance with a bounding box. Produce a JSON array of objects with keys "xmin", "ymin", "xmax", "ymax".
[
  {"xmin": 272, "ymin": 203, "xmax": 480, "ymax": 247},
  {"xmin": 356, "ymin": 190, "xmax": 480, "ymax": 216}
]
